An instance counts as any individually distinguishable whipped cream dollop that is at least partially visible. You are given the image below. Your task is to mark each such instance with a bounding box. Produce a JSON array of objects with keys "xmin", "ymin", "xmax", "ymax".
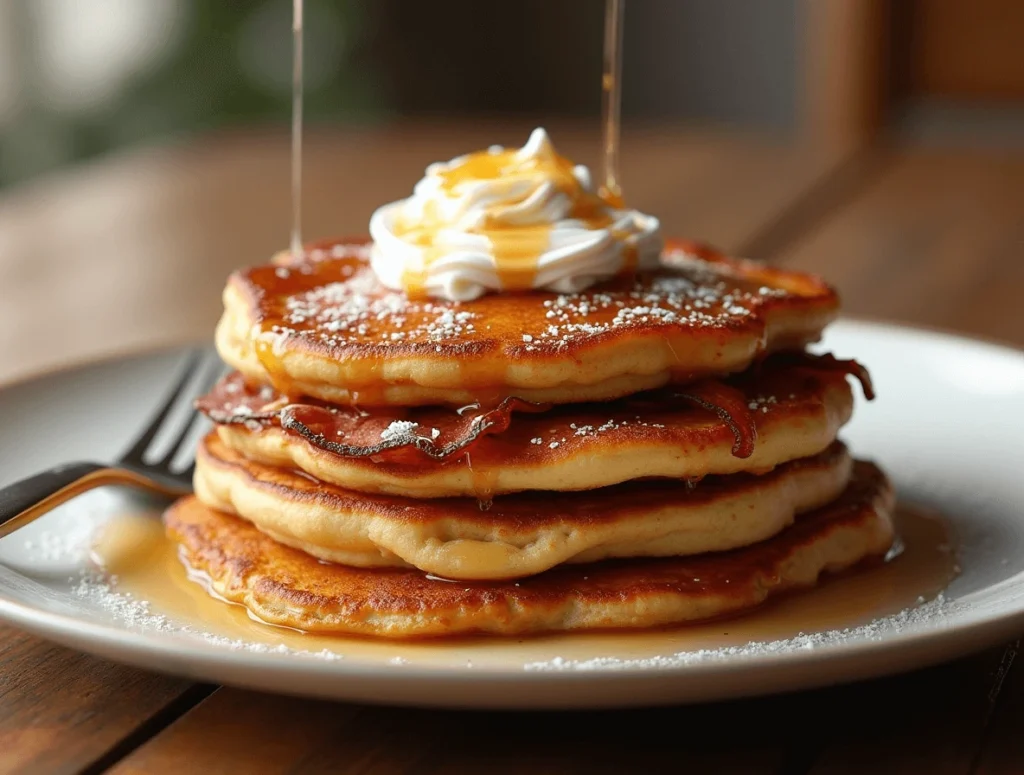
[{"xmin": 369, "ymin": 128, "xmax": 662, "ymax": 302}]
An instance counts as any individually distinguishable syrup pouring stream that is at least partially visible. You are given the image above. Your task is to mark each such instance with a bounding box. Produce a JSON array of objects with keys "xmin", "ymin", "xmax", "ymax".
[
  {"xmin": 601, "ymin": 0, "xmax": 625, "ymax": 205},
  {"xmin": 290, "ymin": 0, "xmax": 304, "ymax": 259}
]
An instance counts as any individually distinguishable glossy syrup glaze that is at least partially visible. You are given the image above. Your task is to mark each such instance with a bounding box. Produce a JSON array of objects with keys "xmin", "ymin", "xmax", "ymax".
[{"xmin": 235, "ymin": 238, "xmax": 839, "ymax": 404}]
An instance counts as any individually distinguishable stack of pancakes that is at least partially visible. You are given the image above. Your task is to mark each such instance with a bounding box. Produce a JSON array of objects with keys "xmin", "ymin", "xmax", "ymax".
[{"xmin": 168, "ymin": 238, "xmax": 895, "ymax": 638}]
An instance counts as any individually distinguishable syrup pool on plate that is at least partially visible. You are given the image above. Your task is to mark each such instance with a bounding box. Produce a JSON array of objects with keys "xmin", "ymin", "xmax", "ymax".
[{"xmin": 88, "ymin": 504, "xmax": 958, "ymax": 669}]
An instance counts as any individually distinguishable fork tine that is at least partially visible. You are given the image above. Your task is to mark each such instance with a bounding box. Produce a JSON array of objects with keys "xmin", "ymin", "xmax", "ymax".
[
  {"xmin": 156, "ymin": 352, "xmax": 226, "ymax": 468},
  {"xmin": 119, "ymin": 349, "xmax": 202, "ymax": 464}
]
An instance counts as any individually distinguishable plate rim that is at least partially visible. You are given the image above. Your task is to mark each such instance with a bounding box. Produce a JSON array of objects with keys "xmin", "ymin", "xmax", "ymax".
[{"xmin": 1, "ymin": 581, "xmax": 1023, "ymax": 703}]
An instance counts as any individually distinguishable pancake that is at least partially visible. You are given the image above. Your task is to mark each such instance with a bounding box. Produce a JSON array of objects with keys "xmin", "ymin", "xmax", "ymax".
[
  {"xmin": 215, "ymin": 238, "xmax": 839, "ymax": 406},
  {"xmin": 194, "ymin": 432, "xmax": 854, "ymax": 579},
  {"xmin": 200, "ymin": 353, "xmax": 865, "ymax": 498},
  {"xmin": 167, "ymin": 460, "xmax": 894, "ymax": 638}
]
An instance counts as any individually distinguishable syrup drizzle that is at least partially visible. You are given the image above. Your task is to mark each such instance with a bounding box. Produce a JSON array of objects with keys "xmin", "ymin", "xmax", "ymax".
[
  {"xmin": 290, "ymin": 0, "xmax": 304, "ymax": 260},
  {"xmin": 600, "ymin": 0, "xmax": 625, "ymax": 206}
]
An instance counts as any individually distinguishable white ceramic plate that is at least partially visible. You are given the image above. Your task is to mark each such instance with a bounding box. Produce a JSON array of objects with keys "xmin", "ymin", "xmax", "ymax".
[{"xmin": 0, "ymin": 320, "xmax": 1022, "ymax": 709}]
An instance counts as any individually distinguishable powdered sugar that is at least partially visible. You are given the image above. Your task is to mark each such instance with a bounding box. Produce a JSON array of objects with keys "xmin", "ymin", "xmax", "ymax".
[
  {"xmin": 27, "ymin": 506, "xmax": 346, "ymax": 661},
  {"xmin": 523, "ymin": 595, "xmax": 957, "ymax": 671},
  {"xmin": 378, "ymin": 420, "xmax": 442, "ymax": 445},
  {"xmin": 380, "ymin": 420, "xmax": 420, "ymax": 444},
  {"xmin": 72, "ymin": 572, "xmax": 173, "ymax": 630},
  {"xmin": 532, "ymin": 253, "xmax": 758, "ymax": 346},
  {"xmin": 70, "ymin": 569, "xmax": 345, "ymax": 661},
  {"xmin": 20, "ymin": 523, "xmax": 96, "ymax": 564},
  {"xmin": 277, "ymin": 269, "xmax": 478, "ymax": 346},
  {"xmin": 530, "ymin": 416, "xmax": 668, "ymax": 448},
  {"xmin": 747, "ymin": 395, "xmax": 778, "ymax": 413},
  {"xmin": 257, "ymin": 246, "xmax": 781, "ymax": 355}
]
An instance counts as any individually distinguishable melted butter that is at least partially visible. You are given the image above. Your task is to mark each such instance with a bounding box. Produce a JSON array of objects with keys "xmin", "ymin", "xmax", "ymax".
[{"xmin": 91, "ymin": 504, "xmax": 958, "ymax": 667}]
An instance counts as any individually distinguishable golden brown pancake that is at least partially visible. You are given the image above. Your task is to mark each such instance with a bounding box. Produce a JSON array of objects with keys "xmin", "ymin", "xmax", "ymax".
[
  {"xmin": 200, "ymin": 353, "xmax": 866, "ymax": 498},
  {"xmin": 167, "ymin": 461, "xmax": 894, "ymax": 638},
  {"xmin": 215, "ymin": 238, "xmax": 839, "ymax": 406},
  {"xmin": 194, "ymin": 432, "xmax": 854, "ymax": 579}
]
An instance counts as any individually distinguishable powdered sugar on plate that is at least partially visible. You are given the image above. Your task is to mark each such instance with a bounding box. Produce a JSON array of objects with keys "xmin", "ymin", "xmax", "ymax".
[
  {"xmin": 522, "ymin": 594, "xmax": 958, "ymax": 672},
  {"xmin": 20, "ymin": 523, "xmax": 96, "ymax": 564},
  {"xmin": 69, "ymin": 569, "xmax": 345, "ymax": 661},
  {"xmin": 2, "ymin": 490, "xmax": 347, "ymax": 662}
]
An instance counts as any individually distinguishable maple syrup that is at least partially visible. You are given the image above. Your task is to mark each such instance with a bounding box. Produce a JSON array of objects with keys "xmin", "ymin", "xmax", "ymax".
[
  {"xmin": 90, "ymin": 503, "xmax": 957, "ymax": 667},
  {"xmin": 465, "ymin": 453, "xmax": 499, "ymax": 501},
  {"xmin": 599, "ymin": 0, "xmax": 625, "ymax": 206},
  {"xmin": 250, "ymin": 0, "xmax": 306, "ymax": 394},
  {"xmin": 290, "ymin": 0, "xmax": 304, "ymax": 260}
]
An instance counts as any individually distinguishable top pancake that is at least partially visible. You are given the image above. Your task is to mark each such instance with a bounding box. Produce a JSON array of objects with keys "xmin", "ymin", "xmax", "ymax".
[{"xmin": 216, "ymin": 238, "xmax": 839, "ymax": 406}]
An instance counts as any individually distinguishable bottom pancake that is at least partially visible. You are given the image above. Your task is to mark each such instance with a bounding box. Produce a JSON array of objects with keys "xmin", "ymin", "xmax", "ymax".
[{"xmin": 165, "ymin": 461, "xmax": 895, "ymax": 639}]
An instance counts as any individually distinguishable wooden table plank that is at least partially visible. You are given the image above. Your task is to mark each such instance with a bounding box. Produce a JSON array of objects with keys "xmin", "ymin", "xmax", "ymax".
[
  {"xmin": 109, "ymin": 689, "xmax": 793, "ymax": 775},
  {"xmin": 772, "ymin": 148, "xmax": 1024, "ymax": 344},
  {"xmin": 764, "ymin": 146, "xmax": 1024, "ymax": 773},
  {"xmin": 801, "ymin": 645, "xmax": 1019, "ymax": 775},
  {"xmin": 106, "ymin": 692, "xmax": 364, "ymax": 775},
  {"xmin": 0, "ymin": 627, "xmax": 203, "ymax": 775},
  {"xmin": 974, "ymin": 640, "xmax": 1024, "ymax": 775},
  {"xmin": 0, "ymin": 124, "xmax": 850, "ymax": 773}
]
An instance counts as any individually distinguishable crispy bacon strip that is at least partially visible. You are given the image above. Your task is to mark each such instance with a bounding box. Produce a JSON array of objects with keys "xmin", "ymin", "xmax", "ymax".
[
  {"xmin": 766, "ymin": 351, "xmax": 875, "ymax": 400},
  {"xmin": 279, "ymin": 398, "xmax": 544, "ymax": 463},
  {"xmin": 674, "ymin": 380, "xmax": 758, "ymax": 458},
  {"xmin": 195, "ymin": 372, "xmax": 288, "ymax": 424},
  {"xmin": 196, "ymin": 373, "xmax": 548, "ymax": 463},
  {"xmin": 197, "ymin": 349, "xmax": 872, "ymax": 465}
]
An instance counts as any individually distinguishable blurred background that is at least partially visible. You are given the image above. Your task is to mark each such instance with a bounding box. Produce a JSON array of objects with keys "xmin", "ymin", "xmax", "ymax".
[
  {"xmin": 2, "ymin": 0, "xmax": 1023, "ymax": 187},
  {"xmin": 0, "ymin": 0, "xmax": 1021, "ymax": 384}
]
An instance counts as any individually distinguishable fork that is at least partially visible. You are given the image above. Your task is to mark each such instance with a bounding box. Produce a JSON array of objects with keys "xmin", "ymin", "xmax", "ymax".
[{"xmin": 0, "ymin": 349, "xmax": 225, "ymax": 539}]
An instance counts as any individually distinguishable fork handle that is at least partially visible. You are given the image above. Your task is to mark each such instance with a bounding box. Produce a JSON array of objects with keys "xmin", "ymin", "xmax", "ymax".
[{"xmin": 0, "ymin": 462, "xmax": 104, "ymax": 535}]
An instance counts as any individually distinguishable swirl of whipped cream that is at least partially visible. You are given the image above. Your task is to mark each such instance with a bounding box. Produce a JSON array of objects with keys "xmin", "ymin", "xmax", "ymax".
[{"xmin": 369, "ymin": 127, "xmax": 662, "ymax": 302}]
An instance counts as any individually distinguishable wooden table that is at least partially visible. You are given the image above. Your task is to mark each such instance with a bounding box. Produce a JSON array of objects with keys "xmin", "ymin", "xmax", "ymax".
[{"xmin": 0, "ymin": 123, "xmax": 1022, "ymax": 773}]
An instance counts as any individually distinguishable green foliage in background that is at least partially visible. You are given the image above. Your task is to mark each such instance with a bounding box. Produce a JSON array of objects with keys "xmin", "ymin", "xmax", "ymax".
[{"xmin": 1, "ymin": 0, "xmax": 388, "ymax": 187}]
